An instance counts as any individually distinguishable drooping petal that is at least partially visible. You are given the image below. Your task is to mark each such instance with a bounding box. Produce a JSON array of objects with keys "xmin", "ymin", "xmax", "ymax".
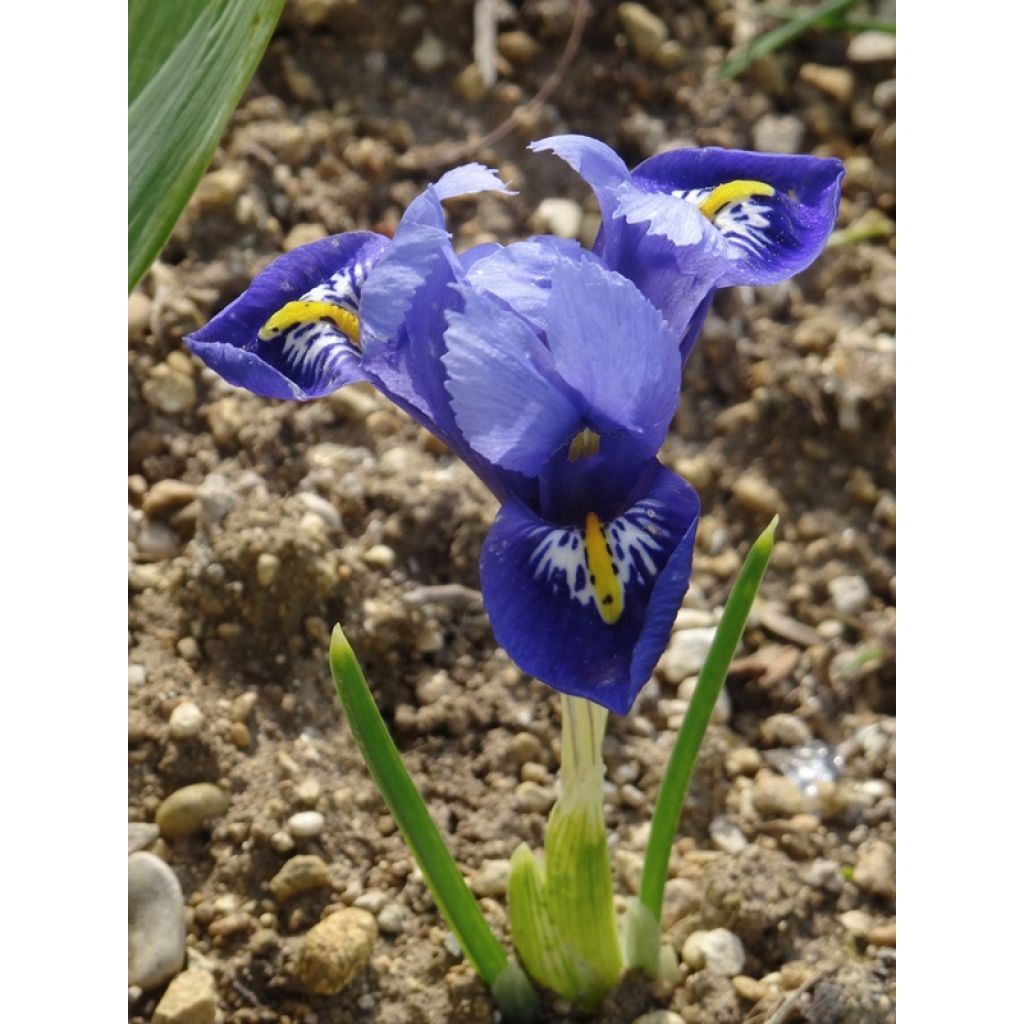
[
  {"xmin": 185, "ymin": 232, "xmax": 389, "ymax": 399},
  {"xmin": 542, "ymin": 256, "xmax": 681, "ymax": 458},
  {"xmin": 480, "ymin": 462, "xmax": 700, "ymax": 715},
  {"xmin": 443, "ymin": 285, "xmax": 582, "ymax": 476},
  {"xmin": 631, "ymin": 148, "xmax": 844, "ymax": 287}
]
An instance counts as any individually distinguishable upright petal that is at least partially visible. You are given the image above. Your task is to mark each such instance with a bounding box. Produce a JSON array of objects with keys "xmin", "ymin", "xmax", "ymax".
[
  {"xmin": 529, "ymin": 135, "xmax": 630, "ymax": 224},
  {"xmin": 185, "ymin": 232, "xmax": 389, "ymax": 399},
  {"xmin": 542, "ymin": 257, "xmax": 681, "ymax": 458},
  {"xmin": 631, "ymin": 148, "xmax": 844, "ymax": 286},
  {"xmin": 480, "ymin": 463, "xmax": 700, "ymax": 714},
  {"xmin": 443, "ymin": 286, "xmax": 582, "ymax": 476}
]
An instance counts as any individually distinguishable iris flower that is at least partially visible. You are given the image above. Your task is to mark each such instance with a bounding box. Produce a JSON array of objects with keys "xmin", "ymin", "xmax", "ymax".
[
  {"xmin": 186, "ymin": 165, "xmax": 700, "ymax": 714},
  {"xmin": 530, "ymin": 135, "xmax": 844, "ymax": 359}
]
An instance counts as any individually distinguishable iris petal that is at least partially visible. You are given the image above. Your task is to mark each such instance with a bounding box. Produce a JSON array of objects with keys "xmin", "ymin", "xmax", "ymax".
[
  {"xmin": 185, "ymin": 232, "xmax": 389, "ymax": 399},
  {"xmin": 443, "ymin": 286, "xmax": 582, "ymax": 476},
  {"xmin": 480, "ymin": 463, "xmax": 700, "ymax": 714},
  {"xmin": 631, "ymin": 147, "xmax": 844, "ymax": 287},
  {"xmin": 542, "ymin": 257, "xmax": 681, "ymax": 458}
]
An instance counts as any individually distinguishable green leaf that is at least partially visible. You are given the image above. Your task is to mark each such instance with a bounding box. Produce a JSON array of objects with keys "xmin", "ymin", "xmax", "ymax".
[
  {"xmin": 329, "ymin": 627, "xmax": 539, "ymax": 1022},
  {"xmin": 128, "ymin": 0, "xmax": 285, "ymax": 292},
  {"xmin": 717, "ymin": 0, "xmax": 861, "ymax": 80},
  {"xmin": 628, "ymin": 517, "xmax": 778, "ymax": 974}
]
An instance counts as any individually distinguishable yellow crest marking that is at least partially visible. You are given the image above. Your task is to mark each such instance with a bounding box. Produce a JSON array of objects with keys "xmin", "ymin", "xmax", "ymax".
[
  {"xmin": 257, "ymin": 301, "xmax": 361, "ymax": 346},
  {"xmin": 568, "ymin": 428, "xmax": 601, "ymax": 463},
  {"xmin": 585, "ymin": 512, "xmax": 623, "ymax": 625},
  {"xmin": 698, "ymin": 179, "xmax": 775, "ymax": 221}
]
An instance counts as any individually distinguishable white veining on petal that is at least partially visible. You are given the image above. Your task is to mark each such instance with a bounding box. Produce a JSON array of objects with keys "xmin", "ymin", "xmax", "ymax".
[
  {"xmin": 256, "ymin": 258, "xmax": 373, "ymax": 381},
  {"xmin": 302, "ymin": 259, "xmax": 368, "ymax": 312},
  {"xmin": 671, "ymin": 187, "xmax": 772, "ymax": 259},
  {"xmin": 527, "ymin": 500, "xmax": 669, "ymax": 614}
]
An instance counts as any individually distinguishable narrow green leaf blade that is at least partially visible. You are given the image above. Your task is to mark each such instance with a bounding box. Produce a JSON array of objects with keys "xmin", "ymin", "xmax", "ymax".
[
  {"xmin": 631, "ymin": 517, "xmax": 778, "ymax": 971},
  {"xmin": 329, "ymin": 627, "xmax": 539, "ymax": 1021},
  {"xmin": 717, "ymin": 0, "xmax": 861, "ymax": 79},
  {"xmin": 128, "ymin": 0, "xmax": 285, "ymax": 292}
]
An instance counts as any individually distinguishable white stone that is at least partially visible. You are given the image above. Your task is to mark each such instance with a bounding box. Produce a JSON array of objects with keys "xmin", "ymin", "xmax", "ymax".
[
  {"xmin": 828, "ymin": 574, "xmax": 871, "ymax": 615},
  {"xmin": 659, "ymin": 627, "xmax": 716, "ymax": 682},
  {"xmin": 287, "ymin": 811, "xmax": 326, "ymax": 839},
  {"xmin": 681, "ymin": 928, "xmax": 745, "ymax": 976},
  {"xmin": 168, "ymin": 701, "xmax": 204, "ymax": 740},
  {"xmin": 128, "ymin": 852, "xmax": 186, "ymax": 990}
]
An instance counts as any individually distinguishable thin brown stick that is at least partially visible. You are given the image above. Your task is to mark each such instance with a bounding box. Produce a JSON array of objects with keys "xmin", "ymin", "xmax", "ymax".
[{"xmin": 399, "ymin": 0, "xmax": 590, "ymax": 171}]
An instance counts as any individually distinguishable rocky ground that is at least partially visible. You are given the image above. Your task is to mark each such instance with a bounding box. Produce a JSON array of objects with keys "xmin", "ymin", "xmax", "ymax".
[{"xmin": 128, "ymin": 2, "xmax": 896, "ymax": 1022}]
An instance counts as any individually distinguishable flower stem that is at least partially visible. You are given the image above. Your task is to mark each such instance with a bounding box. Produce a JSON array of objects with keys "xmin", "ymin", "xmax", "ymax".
[
  {"xmin": 629, "ymin": 517, "xmax": 778, "ymax": 973},
  {"xmin": 329, "ymin": 625, "xmax": 539, "ymax": 1022}
]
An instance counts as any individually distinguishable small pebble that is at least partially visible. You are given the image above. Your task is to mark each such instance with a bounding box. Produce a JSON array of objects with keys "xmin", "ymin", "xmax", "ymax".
[
  {"xmin": 869, "ymin": 921, "xmax": 896, "ymax": 947},
  {"xmin": 292, "ymin": 909, "xmax": 378, "ymax": 995},
  {"xmin": 839, "ymin": 909, "xmax": 873, "ymax": 938},
  {"xmin": 732, "ymin": 472, "xmax": 786, "ymax": 514},
  {"xmin": 497, "ymin": 30, "xmax": 540, "ymax": 64},
  {"xmin": 752, "ymin": 773, "xmax": 807, "ymax": 817},
  {"xmin": 413, "ymin": 31, "xmax": 446, "ymax": 73},
  {"xmin": 847, "ymin": 31, "xmax": 897, "ymax": 63},
  {"xmin": 287, "ymin": 810, "xmax": 326, "ymax": 839},
  {"xmin": 828, "ymin": 574, "xmax": 871, "ymax": 615},
  {"xmin": 658, "ymin": 627, "xmax": 716, "ymax": 682},
  {"xmin": 681, "ymin": 928, "xmax": 745, "ymax": 976},
  {"xmin": 143, "ymin": 362, "xmax": 197, "ymax": 414},
  {"xmin": 128, "ymin": 822, "xmax": 160, "ymax": 855},
  {"xmin": 283, "ymin": 223, "xmax": 327, "ymax": 251},
  {"xmin": 229, "ymin": 721, "xmax": 253, "ymax": 749},
  {"xmin": 128, "ymin": 292, "xmax": 152, "ymax": 342},
  {"xmin": 531, "ymin": 198, "xmax": 583, "ymax": 239},
  {"xmin": 194, "ymin": 167, "xmax": 245, "ymax": 209},
  {"xmin": 295, "ymin": 778, "xmax": 322, "ymax": 806},
  {"xmin": 511, "ymin": 732, "xmax": 543, "ymax": 764},
  {"xmin": 152, "ymin": 968, "xmax": 217, "ymax": 1024},
  {"xmin": 128, "ymin": 664, "xmax": 147, "ymax": 688},
  {"xmin": 256, "ymin": 552, "xmax": 280, "ymax": 587},
  {"xmin": 270, "ymin": 855, "xmax": 332, "ymax": 902},
  {"xmin": 377, "ymin": 902, "xmax": 405, "ymax": 934},
  {"xmin": 168, "ymin": 702, "xmax": 204, "ymax": 740},
  {"xmin": 470, "ymin": 859, "xmax": 509, "ymax": 897},
  {"xmin": 733, "ymin": 975, "xmax": 766, "ymax": 1002},
  {"xmin": 852, "ymin": 840, "xmax": 896, "ymax": 899},
  {"xmin": 726, "ymin": 747, "xmax": 762, "ymax": 776},
  {"xmin": 364, "ymin": 544, "xmax": 396, "ymax": 571},
  {"xmin": 798, "ymin": 63, "xmax": 854, "ymax": 104},
  {"xmin": 618, "ymin": 2, "xmax": 668, "ymax": 60},
  {"xmin": 710, "ymin": 816, "xmax": 748, "ymax": 855},
  {"xmin": 156, "ymin": 784, "xmax": 230, "ymax": 840},
  {"xmin": 128, "ymin": 851, "xmax": 186, "ymax": 990},
  {"xmin": 515, "ymin": 781, "xmax": 556, "ymax": 813},
  {"xmin": 631, "ymin": 1012, "xmax": 684, "ymax": 1024},
  {"xmin": 270, "ymin": 830, "xmax": 295, "ymax": 854},
  {"xmin": 354, "ymin": 889, "xmax": 387, "ymax": 914},
  {"xmin": 143, "ymin": 480, "xmax": 197, "ymax": 518},
  {"xmin": 761, "ymin": 714, "xmax": 812, "ymax": 748},
  {"xmin": 661, "ymin": 877, "xmax": 701, "ymax": 926}
]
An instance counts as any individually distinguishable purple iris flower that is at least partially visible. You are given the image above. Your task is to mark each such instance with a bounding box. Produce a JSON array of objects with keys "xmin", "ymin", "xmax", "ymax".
[
  {"xmin": 530, "ymin": 135, "xmax": 844, "ymax": 360},
  {"xmin": 186, "ymin": 164, "xmax": 700, "ymax": 715}
]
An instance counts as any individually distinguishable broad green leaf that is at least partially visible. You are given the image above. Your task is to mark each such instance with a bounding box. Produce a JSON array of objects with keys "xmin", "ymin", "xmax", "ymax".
[{"xmin": 128, "ymin": 0, "xmax": 285, "ymax": 292}]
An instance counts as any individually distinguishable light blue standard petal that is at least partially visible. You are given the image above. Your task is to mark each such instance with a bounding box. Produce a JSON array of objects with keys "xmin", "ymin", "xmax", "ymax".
[
  {"xmin": 443, "ymin": 286, "xmax": 582, "ymax": 476},
  {"xmin": 464, "ymin": 235, "xmax": 595, "ymax": 333},
  {"xmin": 185, "ymin": 231, "xmax": 389, "ymax": 400},
  {"xmin": 631, "ymin": 148, "xmax": 845, "ymax": 287},
  {"xmin": 480, "ymin": 463, "xmax": 700, "ymax": 715},
  {"xmin": 400, "ymin": 163, "xmax": 513, "ymax": 229},
  {"xmin": 542, "ymin": 257, "xmax": 681, "ymax": 458}
]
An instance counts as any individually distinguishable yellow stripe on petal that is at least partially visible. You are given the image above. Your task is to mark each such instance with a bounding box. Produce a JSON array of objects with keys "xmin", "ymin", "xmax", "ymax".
[
  {"xmin": 585, "ymin": 512, "xmax": 623, "ymax": 625},
  {"xmin": 699, "ymin": 180, "xmax": 775, "ymax": 221},
  {"xmin": 258, "ymin": 301, "xmax": 361, "ymax": 345},
  {"xmin": 568, "ymin": 428, "xmax": 601, "ymax": 463}
]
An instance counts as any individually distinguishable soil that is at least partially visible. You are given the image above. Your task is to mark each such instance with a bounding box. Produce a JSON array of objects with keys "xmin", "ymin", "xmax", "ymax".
[{"xmin": 128, "ymin": 2, "xmax": 895, "ymax": 1022}]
